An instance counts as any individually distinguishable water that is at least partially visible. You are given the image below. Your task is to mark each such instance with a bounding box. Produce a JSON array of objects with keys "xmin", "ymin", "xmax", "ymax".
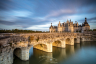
[{"xmin": 13, "ymin": 41, "xmax": 96, "ymax": 64}]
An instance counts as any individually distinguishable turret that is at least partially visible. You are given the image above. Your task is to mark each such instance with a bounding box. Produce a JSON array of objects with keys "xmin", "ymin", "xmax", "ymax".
[
  {"xmin": 58, "ymin": 21, "xmax": 61, "ymax": 27},
  {"xmin": 50, "ymin": 23, "xmax": 53, "ymax": 28},
  {"xmin": 82, "ymin": 17, "xmax": 90, "ymax": 33},
  {"xmin": 51, "ymin": 23, "xmax": 52, "ymax": 27},
  {"xmin": 85, "ymin": 17, "xmax": 87, "ymax": 22},
  {"xmin": 83, "ymin": 17, "xmax": 89, "ymax": 26}
]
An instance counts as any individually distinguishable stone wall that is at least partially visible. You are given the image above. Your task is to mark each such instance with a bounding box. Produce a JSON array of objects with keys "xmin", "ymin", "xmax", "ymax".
[{"xmin": 0, "ymin": 46, "xmax": 13, "ymax": 64}]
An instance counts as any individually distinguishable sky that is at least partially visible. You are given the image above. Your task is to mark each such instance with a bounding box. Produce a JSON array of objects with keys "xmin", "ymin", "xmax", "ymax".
[{"xmin": 0, "ymin": 0, "xmax": 96, "ymax": 31}]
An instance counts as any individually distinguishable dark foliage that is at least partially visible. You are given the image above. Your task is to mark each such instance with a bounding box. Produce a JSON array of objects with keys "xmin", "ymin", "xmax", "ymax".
[{"xmin": 0, "ymin": 29, "xmax": 49, "ymax": 33}]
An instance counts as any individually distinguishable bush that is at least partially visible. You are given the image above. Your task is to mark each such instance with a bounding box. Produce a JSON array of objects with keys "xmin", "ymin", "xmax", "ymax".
[
  {"xmin": 89, "ymin": 29, "xmax": 92, "ymax": 31},
  {"xmin": 93, "ymin": 29, "xmax": 96, "ymax": 31},
  {"xmin": 0, "ymin": 29, "xmax": 45, "ymax": 33}
]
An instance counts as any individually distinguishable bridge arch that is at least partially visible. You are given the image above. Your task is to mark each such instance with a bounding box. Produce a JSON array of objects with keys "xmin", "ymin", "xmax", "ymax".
[
  {"xmin": 65, "ymin": 38, "xmax": 71, "ymax": 45},
  {"xmin": 52, "ymin": 40, "xmax": 62, "ymax": 47},
  {"xmin": 33, "ymin": 43, "xmax": 48, "ymax": 52},
  {"xmin": 74, "ymin": 37, "xmax": 81, "ymax": 43},
  {"xmin": 80, "ymin": 38, "xmax": 83, "ymax": 41},
  {"xmin": 74, "ymin": 38, "xmax": 77, "ymax": 43},
  {"xmin": 13, "ymin": 48, "xmax": 22, "ymax": 60}
]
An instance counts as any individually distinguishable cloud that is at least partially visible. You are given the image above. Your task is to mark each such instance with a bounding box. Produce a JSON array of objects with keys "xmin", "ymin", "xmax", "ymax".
[
  {"xmin": 12, "ymin": 11, "xmax": 32, "ymax": 17},
  {"xmin": 0, "ymin": 16, "xmax": 52, "ymax": 28},
  {"xmin": 45, "ymin": 9, "xmax": 76, "ymax": 19},
  {"xmin": 0, "ymin": 10, "xmax": 32, "ymax": 19},
  {"xmin": 0, "ymin": 0, "xmax": 15, "ymax": 10},
  {"xmin": 88, "ymin": 17, "xmax": 96, "ymax": 21},
  {"xmin": 77, "ymin": 17, "xmax": 96, "ymax": 24},
  {"xmin": 26, "ymin": 24, "xmax": 51, "ymax": 31},
  {"xmin": 0, "ymin": 0, "xmax": 96, "ymax": 31},
  {"xmin": 87, "ymin": 17, "xmax": 96, "ymax": 23}
]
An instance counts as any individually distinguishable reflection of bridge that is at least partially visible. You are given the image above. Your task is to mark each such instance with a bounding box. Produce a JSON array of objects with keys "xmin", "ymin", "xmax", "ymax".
[{"xmin": 0, "ymin": 33, "xmax": 94, "ymax": 64}]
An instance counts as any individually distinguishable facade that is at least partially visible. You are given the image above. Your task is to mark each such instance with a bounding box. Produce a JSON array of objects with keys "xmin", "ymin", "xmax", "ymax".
[{"xmin": 49, "ymin": 18, "xmax": 90, "ymax": 33}]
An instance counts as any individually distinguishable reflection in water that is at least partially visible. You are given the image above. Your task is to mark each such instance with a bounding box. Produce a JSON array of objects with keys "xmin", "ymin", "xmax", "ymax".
[{"xmin": 13, "ymin": 41, "xmax": 96, "ymax": 64}]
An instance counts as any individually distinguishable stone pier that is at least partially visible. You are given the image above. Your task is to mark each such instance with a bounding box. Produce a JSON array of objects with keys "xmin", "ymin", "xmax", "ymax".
[
  {"xmin": 14, "ymin": 48, "xmax": 29, "ymax": 61},
  {"xmin": 60, "ymin": 40, "xmax": 66, "ymax": 48},
  {"xmin": 76, "ymin": 37, "xmax": 80, "ymax": 43},
  {"xmin": 70, "ymin": 37, "xmax": 74, "ymax": 45},
  {"xmin": 47, "ymin": 43, "xmax": 52, "ymax": 52},
  {"xmin": 21, "ymin": 48, "xmax": 29, "ymax": 61}
]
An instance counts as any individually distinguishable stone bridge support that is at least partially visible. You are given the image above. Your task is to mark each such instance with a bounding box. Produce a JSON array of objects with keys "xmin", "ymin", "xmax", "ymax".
[
  {"xmin": 75, "ymin": 37, "xmax": 80, "ymax": 43},
  {"xmin": 70, "ymin": 37, "xmax": 74, "ymax": 45},
  {"xmin": 81, "ymin": 37, "xmax": 86, "ymax": 41},
  {"xmin": 46, "ymin": 43, "xmax": 52, "ymax": 52},
  {"xmin": 14, "ymin": 48, "xmax": 29, "ymax": 61},
  {"xmin": 60, "ymin": 40, "xmax": 66, "ymax": 48},
  {"xmin": 21, "ymin": 48, "xmax": 29, "ymax": 61},
  {"xmin": 65, "ymin": 37, "xmax": 74, "ymax": 45}
]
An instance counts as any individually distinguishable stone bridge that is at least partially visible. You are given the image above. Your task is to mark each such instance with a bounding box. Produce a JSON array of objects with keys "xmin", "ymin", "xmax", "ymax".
[{"xmin": 0, "ymin": 33, "xmax": 95, "ymax": 64}]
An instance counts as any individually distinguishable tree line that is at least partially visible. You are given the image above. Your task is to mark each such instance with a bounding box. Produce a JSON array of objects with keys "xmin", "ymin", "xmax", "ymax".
[
  {"xmin": 0, "ymin": 29, "xmax": 49, "ymax": 33},
  {"xmin": 76, "ymin": 29, "xmax": 96, "ymax": 32}
]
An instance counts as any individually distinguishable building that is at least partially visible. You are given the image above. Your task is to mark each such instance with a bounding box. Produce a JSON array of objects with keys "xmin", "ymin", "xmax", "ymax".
[{"xmin": 49, "ymin": 18, "xmax": 90, "ymax": 33}]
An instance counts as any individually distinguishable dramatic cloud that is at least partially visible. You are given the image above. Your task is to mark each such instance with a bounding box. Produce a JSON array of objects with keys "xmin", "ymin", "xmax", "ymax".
[{"xmin": 0, "ymin": 0, "xmax": 96, "ymax": 31}]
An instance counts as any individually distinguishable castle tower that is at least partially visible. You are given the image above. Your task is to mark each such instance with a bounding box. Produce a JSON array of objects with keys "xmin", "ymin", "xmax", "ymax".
[
  {"xmin": 67, "ymin": 19, "xmax": 69, "ymax": 23},
  {"xmin": 82, "ymin": 17, "xmax": 90, "ymax": 32},
  {"xmin": 51, "ymin": 23, "xmax": 52, "ymax": 27},
  {"xmin": 58, "ymin": 21, "xmax": 61, "ymax": 27},
  {"xmin": 58, "ymin": 21, "xmax": 62, "ymax": 33}
]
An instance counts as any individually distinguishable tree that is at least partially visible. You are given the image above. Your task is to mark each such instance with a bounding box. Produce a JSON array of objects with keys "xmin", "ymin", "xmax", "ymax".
[
  {"xmin": 93, "ymin": 29, "xmax": 96, "ymax": 31},
  {"xmin": 89, "ymin": 29, "xmax": 92, "ymax": 31}
]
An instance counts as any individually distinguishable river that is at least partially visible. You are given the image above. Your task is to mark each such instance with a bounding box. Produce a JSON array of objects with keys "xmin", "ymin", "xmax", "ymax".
[{"xmin": 13, "ymin": 41, "xmax": 96, "ymax": 64}]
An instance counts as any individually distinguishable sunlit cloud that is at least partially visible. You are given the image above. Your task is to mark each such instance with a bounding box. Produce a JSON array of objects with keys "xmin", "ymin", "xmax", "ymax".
[{"xmin": 27, "ymin": 24, "xmax": 51, "ymax": 31}]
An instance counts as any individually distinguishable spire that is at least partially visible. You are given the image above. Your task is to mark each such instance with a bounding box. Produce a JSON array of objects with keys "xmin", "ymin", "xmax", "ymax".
[
  {"xmin": 75, "ymin": 21, "xmax": 76, "ymax": 23},
  {"xmin": 85, "ymin": 17, "xmax": 87, "ymax": 20},
  {"xmin": 58, "ymin": 21, "xmax": 61, "ymax": 27},
  {"xmin": 59, "ymin": 21, "xmax": 60, "ymax": 24},
  {"xmin": 59, "ymin": 21, "xmax": 61, "ymax": 24},
  {"xmin": 70, "ymin": 19, "xmax": 71, "ymax": 22},
  {"xmin": 51, "ymin": 23, "xmax": 52, "ymax": 26},
  {"xmin": 83, "ymin": 17, "xmax": 89, "ymax": 26},
  {"xmin": 84, "ymin": 17, "xmax": 88, "ymax": 24},
  {"xmin": 85, "ymin": 17, "xmax": 87, "ymax": 22}
]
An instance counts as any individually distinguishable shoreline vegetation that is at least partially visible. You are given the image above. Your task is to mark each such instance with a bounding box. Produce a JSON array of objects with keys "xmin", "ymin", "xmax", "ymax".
[
  {"xmin": 0, "ymin": 29, "xmax": 96, "ymax": 33},
  {"xmin": 0, "ymin": 29, "xmax": 49, "ymax": 33}
]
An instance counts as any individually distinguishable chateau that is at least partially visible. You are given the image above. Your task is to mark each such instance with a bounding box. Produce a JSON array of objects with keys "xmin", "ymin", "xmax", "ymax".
[{"xmin": 49, "ymin": 18, "xmax": 90, "ymax": 33}]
